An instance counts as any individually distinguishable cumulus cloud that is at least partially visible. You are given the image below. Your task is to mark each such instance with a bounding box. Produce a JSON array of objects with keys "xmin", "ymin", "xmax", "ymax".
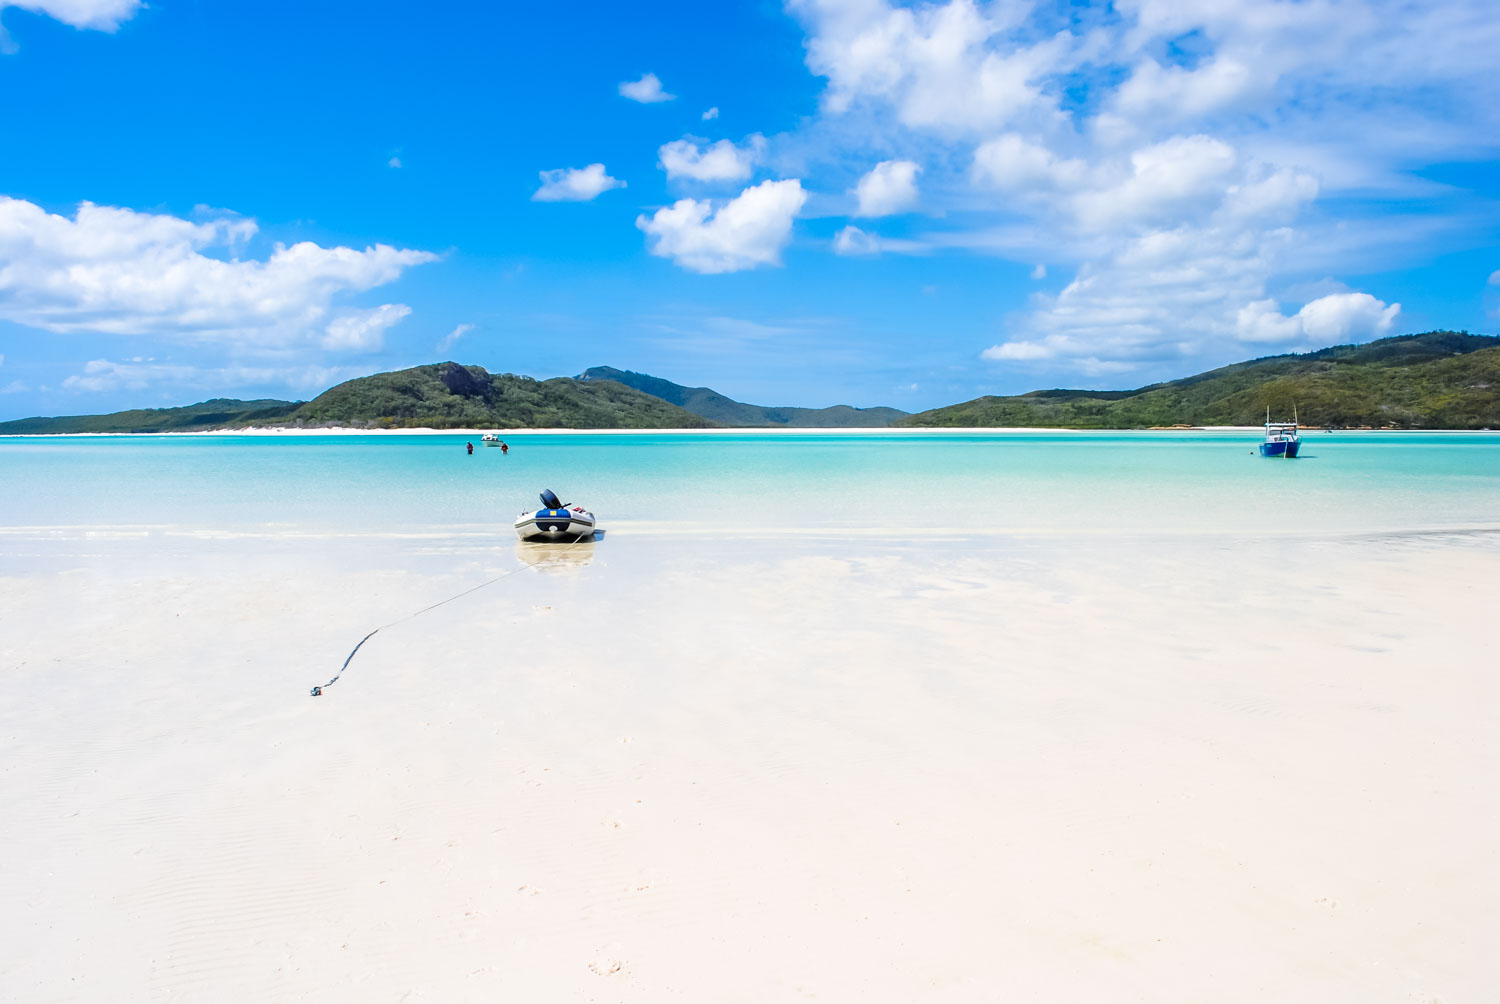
[
  {"xmin": 789, "ymin": 0, "xmax": 1069, "ymax": 134},
  {"xmin": 0, "ymin": 196, "xmax": 436, "ymax": 346},
  {"xmin": 1238, "ymin": 293, "xmax": 1400, "ymax": 344},
  {"xmin": 972, "ymin": 134, "xmax": 1086, "ymax": 192},
  {"xmin": 532, "ymin": 163, "xmax": 625, "ymax": 202},
  {"xmin": 1072, "ymin": 135, "xmax": 1241, "ymax": 230},
  {"xmin": 619, "ymin": 72, "xmax": 674, "ymax": 103},
  {"xmin": 658, "ymin": 136, "xmax": 763, "ymax": 183},
  {"xmin": 702, "ymin": 106, "xmax": 719, "ymax": 121},
  {"xmin": 637, "ymin": 179, "xmax": 806, "ymax": 273},
  {"xmin": 789, "ymin": 0, "xmax": 1493, "ymax": 371},
  {"xmin": 853, "ymin": 160, "xmax": 921, "ymax": 216},
  {"xmin": 321, "ymin": 303, "xmax": 411, "ymax": 352}
]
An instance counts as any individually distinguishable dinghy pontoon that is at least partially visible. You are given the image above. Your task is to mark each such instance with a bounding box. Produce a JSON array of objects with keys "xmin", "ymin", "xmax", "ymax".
[{"xmin": 515, "ymin": 489, "xmax": 596, "ymax": 541}]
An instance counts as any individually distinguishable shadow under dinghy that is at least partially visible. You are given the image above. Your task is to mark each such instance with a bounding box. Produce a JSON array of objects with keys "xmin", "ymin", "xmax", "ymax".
[{"xmin": 515, "ymin": 488, "xmax": 596, "ymax": 541}]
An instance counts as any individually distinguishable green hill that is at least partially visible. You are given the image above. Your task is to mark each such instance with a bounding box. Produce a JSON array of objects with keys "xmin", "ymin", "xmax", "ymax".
[
  {"xmin": 295, "ymin": 362, "xmax": 714, "ymax": 429},
  {"xmin": 7, "ymin": 334, "xmax": 1498, "ymax": 434},
  {"xmin": 578, "ymin": 366, "xmax": 908, "ymax": 427},
  {"xmin": 0, "ymin": 364, "xmax": 715, "ymax": 434},
  {"xmin": 0, "ymin": 398, "xmax": 300, "ymax": 434},
  {"xmin": 900, "ymin": 332, "xmax": 1500, "ymax": 429}
]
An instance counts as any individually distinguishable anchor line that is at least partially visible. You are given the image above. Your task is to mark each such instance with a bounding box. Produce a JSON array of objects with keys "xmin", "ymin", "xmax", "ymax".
[{"xmin": 310, "ymin": 534, "xmax": 596, "ymax": 697}]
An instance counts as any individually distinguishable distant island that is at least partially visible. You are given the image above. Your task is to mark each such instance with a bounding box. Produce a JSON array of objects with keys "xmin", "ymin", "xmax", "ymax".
[
  {"xmin": 2, "ymin": 331, "xmax": 1497, "ymax": 434},
  {"xmin": 902, "ymin": 330, "xmax": 1500, "ymax": 429}
]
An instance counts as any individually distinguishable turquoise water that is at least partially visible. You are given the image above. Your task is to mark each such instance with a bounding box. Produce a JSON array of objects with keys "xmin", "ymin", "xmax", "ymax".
[{"xmin": 2, "ymin": 431, "xmax": 1498, "ymax": 535}]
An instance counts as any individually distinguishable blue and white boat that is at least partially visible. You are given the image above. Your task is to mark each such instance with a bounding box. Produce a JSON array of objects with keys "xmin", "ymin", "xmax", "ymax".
[
  {"xmin": 515, "ymin": 489, "xmax": 596, "ymax": 541},
  {"xmin": 1259, "ymin": 409, "xmax": 1300, "ymax": 458}
]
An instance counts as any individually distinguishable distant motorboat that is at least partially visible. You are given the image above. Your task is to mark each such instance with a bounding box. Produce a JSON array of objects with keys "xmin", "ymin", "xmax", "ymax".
[
  {"xmin": 515, "ymin": 489, "xmax": 596, "ymax": 541},
  {"xmin": 481, "ymin": 433, "xmax": 502, "ymax": 447},
  {"xmin": 1260, "ymin": 408, "xmax": 1301, "ymax": 458}
]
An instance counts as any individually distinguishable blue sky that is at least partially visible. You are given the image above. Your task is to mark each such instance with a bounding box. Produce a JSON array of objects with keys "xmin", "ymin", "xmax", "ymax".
[{"xmin": 1, "ymin": 0, "xmax": 1497, "ymax": 419}]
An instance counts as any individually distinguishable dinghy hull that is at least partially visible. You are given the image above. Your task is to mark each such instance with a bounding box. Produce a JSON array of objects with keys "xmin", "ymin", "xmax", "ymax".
[{"xmin": 515, "ymin": 507, "xmax": 596, "ymax": 541}]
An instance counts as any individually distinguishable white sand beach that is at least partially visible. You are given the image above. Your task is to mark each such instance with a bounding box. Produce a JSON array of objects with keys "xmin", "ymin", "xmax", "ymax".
[{"xmin": 2, "ymin": 522, "xmax": 1496, "ymax": 1002}]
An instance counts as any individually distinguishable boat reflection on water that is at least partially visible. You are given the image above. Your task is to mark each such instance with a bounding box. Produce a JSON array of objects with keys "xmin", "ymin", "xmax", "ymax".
[{"xmin": 515, "ymin": 530, "xmax": 602, "ymax": 571}]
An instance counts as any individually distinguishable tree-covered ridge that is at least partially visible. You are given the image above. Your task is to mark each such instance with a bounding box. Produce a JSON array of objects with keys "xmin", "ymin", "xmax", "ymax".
[
  {"xmin": 5, "ymin": 333, "xmax": 1500, "ymax": 434},
  {"xmin": 293, "ymin": 363, "xmax": 716, "ymax": 429},
  {"xmin": 0, "ymin": 398, "xmax": 300, "ymax": 434},
  {"xmin": 0, "ymin": 364, "xmax": 715, "ymax": 434},
  {"xmin": 900, "ymin": 332, "xmax": 1500, "ymax": 429},
  {"xmin": 578, "ymin": 366, "xmax": 908, "ymax": 427}
]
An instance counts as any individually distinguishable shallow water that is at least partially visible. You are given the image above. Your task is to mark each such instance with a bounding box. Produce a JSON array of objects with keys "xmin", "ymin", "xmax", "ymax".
[{"xmin": 2, "ymin": 430, "xmax": 1498, "ymax": 536}]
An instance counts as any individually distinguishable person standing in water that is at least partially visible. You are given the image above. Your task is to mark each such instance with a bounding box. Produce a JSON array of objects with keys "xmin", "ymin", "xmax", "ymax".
[
  {"xmin": 500, "ymin": 441, "xmax": 509, "ymax": 454},
  {"xmin": 466, "ymin": 441, "xmax": 473, "ymax": 455}
]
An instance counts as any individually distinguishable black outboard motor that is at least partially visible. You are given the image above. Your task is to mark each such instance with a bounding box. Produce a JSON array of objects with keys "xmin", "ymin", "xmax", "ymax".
[{"xmin": 539, "ymin": 488, "xmax": 563, "ymax": 510}]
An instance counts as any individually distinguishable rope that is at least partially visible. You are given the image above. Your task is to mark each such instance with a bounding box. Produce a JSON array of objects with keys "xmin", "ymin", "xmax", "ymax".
[{"xmin": 310, "ymin": 532, "xmax": 596, "ymax": 696}]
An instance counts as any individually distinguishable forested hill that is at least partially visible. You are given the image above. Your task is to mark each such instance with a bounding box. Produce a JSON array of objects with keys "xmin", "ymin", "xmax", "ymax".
[
  {"xmin": 0, "ymin": 398, "xmax": 300, "ymax": 434},
  {"xmin": 900, "ymin": 332, "xmax": 1500, "ymax": 429},
  {"xmin": 0, "ymin": 364, "xmax": 714, "ymax": 433},
  {"xmin": 578, "ymin": 366, "xmax": 908, "ymax": 427},
  {"xmin": 6, "ymin": 334, "xmax": 1499, "ymax": 434},
  {"xmin": 284, "ymin": 363, "xmax": 714, "ymax": 429}
]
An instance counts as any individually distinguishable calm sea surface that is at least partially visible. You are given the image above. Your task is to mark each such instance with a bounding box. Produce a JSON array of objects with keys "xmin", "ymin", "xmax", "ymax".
[{"xmin": 2, "ymin": 431, "xmax": 1498, "ymax": 536}]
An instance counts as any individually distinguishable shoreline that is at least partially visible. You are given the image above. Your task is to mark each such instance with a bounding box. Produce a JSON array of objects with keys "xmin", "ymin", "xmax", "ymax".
[{"xmin": 5, "ymin": 425, "xmax": 1500, "ymax": 438}]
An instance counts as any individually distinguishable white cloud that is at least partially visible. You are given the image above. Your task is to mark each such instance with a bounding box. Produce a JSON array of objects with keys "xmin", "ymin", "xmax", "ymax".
[
  {"xmin": 1297, "ymin": 292, "xmax": 1399, "ymax": 342},
  {"xmin": 789, "ymin": 0, "xmax": 1071, "ymax": 134},
  {"xmin": 5, "ymin": 0, "xmax": 140, "ymax": 31},
  {"xmin": 832, "ymin": 224, "xmax": 926, "ymax": 257},
  {"xmin": 1072, "ymin": 135, "xmax": 1241, "ymax": 230},
  {"xmin": 1099, "ymin": 57, "xmax": 1268, "ymax": 143},
  {"xmin": 982, "ymin": 338, "xmax": 1060, "ymax": 361},
  {"xmin": 63, "ymin": 358, "xmax": 192, "ymax": 392},
  {"xmin": 437, "ymin": 322, "xmax": 474, "ymax": 352},
  {"xmin": 61, "ymin": 358, "xmax": 366, "ymax": 394},
  {"xmin": 1489, "ymin": 270, "xmax": 1500, "ymax": 285},
  {"xmin": 532, "ymin": 163, "xmax": 626, "ymax": 202},
  {"xmin": 1237, "ymin": 293, "xmax": 1401, "ymax": 345},
  {"xmin": 619, "ymin": 72, "xmax": 674, "ymax": 103},
  {"xmin": 0, "ymin": 352, "xmax": 4, "ymax": 367},
  {"xmin": 790, "ymin": 0, "xmax": 1496, "ymax": 371},
  {"xmin": 637, "ymin": 179, "xmax": 806, "ymax": 274},
  {"xmin": 967, "ymin": 137, "xmax": 1322, "ymax": 366},
  {"xmin": 1, "ymin": 379, "xmax": 25, "ymax": 394},
  {"xmin": 972, "ymin": 134, "xmax": 1086, "ymax": 192},
  {"xmin": 658, "ymin": 136, "xmax": 763, "ymax": 183},
  {"xmin": 1030, "ymin": 264, "xmax": 1046, "ymax": 279},
  {"xmin": 833, "ymin": 225, "xmax": 879, "ymax": 256},
  {"xmin": 702, "ymin": 106, "xmax": 719, "ymax": 121},
  {"xmin": 321, "ymin": 303, "xmax": 411, "ymax": 352},
  {"xmin": 853, "ymin": 159, "xmax": 921, "ymax": 216},
  {"xmin": 1235, "ymin": 299, "xmax": 1305, "ymax": 344},
  {"xmin": 388, "ymin": 156, "xmax": 402, "ymax": 169},
  {"xmin": 0, "ymin": 197, "xmax": 436, "ymax": 345}
]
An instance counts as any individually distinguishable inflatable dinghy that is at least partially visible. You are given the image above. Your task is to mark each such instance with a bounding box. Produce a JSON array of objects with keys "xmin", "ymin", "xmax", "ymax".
[{"xmin": 515, "ymin": 489, "xmax": 596, "ymax": 541}]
